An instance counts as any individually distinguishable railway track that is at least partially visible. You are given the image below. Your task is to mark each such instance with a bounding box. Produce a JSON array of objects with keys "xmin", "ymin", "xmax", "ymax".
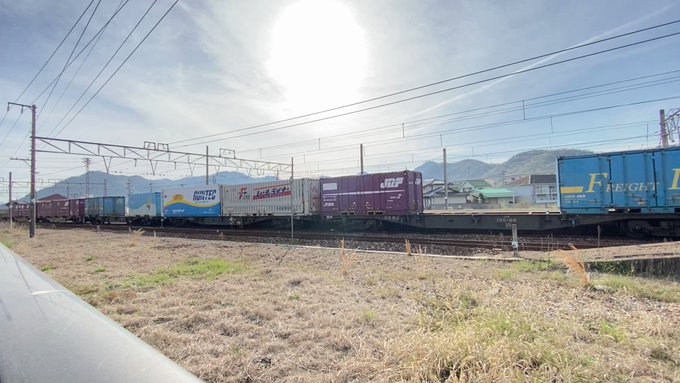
[{"xmin": 38, "ymin": 222, "xmax": 639, "ymax": 252}]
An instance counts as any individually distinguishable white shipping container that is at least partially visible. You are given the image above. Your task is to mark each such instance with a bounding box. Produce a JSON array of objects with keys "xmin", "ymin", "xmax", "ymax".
[{"xmin": 221, "ymin": 179, "xmax": 319, "ymax": 216}]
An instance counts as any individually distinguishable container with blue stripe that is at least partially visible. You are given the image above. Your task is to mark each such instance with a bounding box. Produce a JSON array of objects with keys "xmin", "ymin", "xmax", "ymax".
[{"xmin": 558, "ymin": 147, "xmax": 680, "ymax": 214}]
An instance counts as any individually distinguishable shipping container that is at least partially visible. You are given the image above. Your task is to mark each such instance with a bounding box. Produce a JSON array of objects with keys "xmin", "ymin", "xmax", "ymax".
[
  {"xmin": 558, "ymin": 147, "xmax": 680, "ymax": 214},
  {"xmin": 221, "ymin": 179, "xmax": 319, "ymax": 216},
  {"xmin": 163, "ymin": 186, "xmax": 221, "ymax": 218},
  {"xmin": 85, "ymin": 197, "xmax": 126, "ymax": 217},
  {"xmin": 320, "ymin": 171, "xmax": 424, "ymax": 216},
  {"xmin": 129, "ymin": 192, "xmax": 163, "ymax": 217},
  {"xmin": 69, "ymin": 199, "xmax": 85, "ymax": 221}
]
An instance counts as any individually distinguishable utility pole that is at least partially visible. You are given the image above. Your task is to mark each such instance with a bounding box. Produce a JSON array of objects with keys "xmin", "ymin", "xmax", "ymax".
[
  {"xmin": 360, "ymin": 144, "xmax": 364, "ymax": 174},
  {"xmin": 290, "ymin": 157, "xmax": 294, "ymax": 241},
  {"xmin": 660, "ymin": 109, "xmax": 669, "ymax": 148},
  {"xmin": 83, "ymin": 158, "xmax": 91, "ymax": 197},
  {"xmin": 8, "ymin": 172, "xmax": 12, "ymax": 230},
  {"xmin": 104, "ymin": 178, "xmax": 108, "ymax": 197},
  {"xmin": 443, "ymin": 148, "xmax": 448, "ymax": 210},
  {"xmin": 8, "ymin": 102, "xmax": 36, "ymax": 238},
  {"xmin": 206, "ymin": 146, "xmax": 209, "ymax": 185}
]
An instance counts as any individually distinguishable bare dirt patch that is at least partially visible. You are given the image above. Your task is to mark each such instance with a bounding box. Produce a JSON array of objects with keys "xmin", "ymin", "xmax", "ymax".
[{"xmin": 2, "ymin": 225, "xmax": 679, "ymax": 382}]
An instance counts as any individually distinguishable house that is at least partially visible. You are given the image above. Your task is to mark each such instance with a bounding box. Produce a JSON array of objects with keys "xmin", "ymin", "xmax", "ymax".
[
  {"xmin": 458, "ymin": 179, "xmax": 493, "ymax": 193},
  {"xmin": 469, "ymin": 188, "xmax": 516, "ymax": 207},
  {"xmin": 422, "ymin": 180, "xmax": 468, "ymax": 209},
  {"xmin": 503, "ymin": 174, "xmax": 558, "ymax": 207}
]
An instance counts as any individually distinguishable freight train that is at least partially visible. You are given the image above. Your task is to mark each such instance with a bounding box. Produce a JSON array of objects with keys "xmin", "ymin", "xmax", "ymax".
[{"xmin": 2, "ymin": 147, "xmax": 679, "ymax": 237}]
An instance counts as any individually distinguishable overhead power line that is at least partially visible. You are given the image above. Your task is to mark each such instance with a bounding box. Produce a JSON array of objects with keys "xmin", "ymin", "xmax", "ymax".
[
  {"xmin": 40, "ymin": 0, "xmax": 102, "ymax": 120},
  {"xmin": 45, "ymin": 0, "xmax": 160, "ymax": 138},
  {"xmin": 51, "ymin": 0, "xmax": 180, "ymax": 138},
  {"xmin": 169, "ymin": 18, "xmax": 680, "ymax": 146},
  {"xmin": 30, "ymin": 0, "xmax": 132, "ymax": 105},
  {"xmin": 13, "ymin": 0, "xmax": 97, "ymax": 104},
  {"xmin": 176, "ymin": 30, "xmax": 680, "ymax": 149},
  {"xmin": 235, "ymin": 69, "xmax": 680, "ymax": 155}
]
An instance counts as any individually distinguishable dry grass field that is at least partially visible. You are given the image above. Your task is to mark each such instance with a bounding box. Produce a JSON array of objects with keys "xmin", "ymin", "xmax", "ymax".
[{"xmin": 2, "ymin": 225, "xmax": 679, "ymax": 382}]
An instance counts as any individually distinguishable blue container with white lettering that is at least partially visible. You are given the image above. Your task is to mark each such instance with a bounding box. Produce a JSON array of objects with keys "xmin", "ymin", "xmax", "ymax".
[
  {"xmin": 162, "ymin": 186, "xmax": 222, "ymax": 217},
  {"xmin": 558, "ymin": 147, "xmax": 680, "ymax": 214}
]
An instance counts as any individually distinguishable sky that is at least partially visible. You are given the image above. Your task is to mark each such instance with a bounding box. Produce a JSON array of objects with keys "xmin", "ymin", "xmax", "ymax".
[{"xmin": 1, "ymin": 0, "xmax": 679, "ymax": 201}]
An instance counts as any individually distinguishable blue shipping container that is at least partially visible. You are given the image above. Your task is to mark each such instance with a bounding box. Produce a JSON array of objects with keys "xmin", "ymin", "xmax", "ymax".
[
  {"xmin": 129, "ymin": 192, "xmax": 163, "ymax": 217},
  {"xmin": 163, "ymin": 186, "xmax": 221, "ymax": 218},
  {"xmin": 558, "ymin": 147, "xmax": 680, "ymax": 214}
]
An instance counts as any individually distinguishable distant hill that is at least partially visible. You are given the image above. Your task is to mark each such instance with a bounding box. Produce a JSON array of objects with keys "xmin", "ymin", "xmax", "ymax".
[
  {"xmin": 21, "ymin": 149, "xmax": 593, "ymax": 202},
  {"xmin": 415, "ymin": 149, "xmax": 592, "ymax": 181},
  {"xmin": 24, "ymin": 171, "xmax": 278, "ymax": 201}
]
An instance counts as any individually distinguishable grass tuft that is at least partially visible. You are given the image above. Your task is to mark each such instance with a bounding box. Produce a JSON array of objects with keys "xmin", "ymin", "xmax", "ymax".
[
  {"xmin": 95, "ymin": 266, "xmax": 106, "ymax": 273},
  {"xmin": 129, "ymin": 258, "xmax": 246, "ymax": 289},
  {"xmin": 556, "ymin": 251, "xmax": 591, "ymax": 287},
  {"xmin": 596, "ymin": 275, "xmax": 680, "ymax": 303},
  {"xmin": 339, "ymin": 239, "xmax": 356, "ymax": 278},
  {"xmin": 129, "ymin": 229, "xmax": 144, "ymax": 247}
]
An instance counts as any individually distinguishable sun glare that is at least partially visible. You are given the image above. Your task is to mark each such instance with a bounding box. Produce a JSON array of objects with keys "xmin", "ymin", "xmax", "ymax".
[{"xmin": 267, "ymin": 0, "xmax": 367, "ymax": 113}]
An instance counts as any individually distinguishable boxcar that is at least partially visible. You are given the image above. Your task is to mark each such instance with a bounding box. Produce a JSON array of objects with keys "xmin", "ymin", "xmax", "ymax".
[
  {"xmin": 37, "ymin": 199, "xmax": 69, "ymax": 221},
  {"xmin": 85, "ymin": 197, "xmax": 126, "ymax": 219},
  {"xmin": 129, "ymin": 192, "xmax": 163, "ymax": 218},
  {"xmin": 558, "ymin": 146, "xmax": 680, "ymax": 214},
  {"xmin": 163, "ymin": 186, "xmax": 221, "ymax": 218},
  {"xmin": 320, "ymin": 171, "xmax": 424, "ymax": 216},
  {"xmin": 221, "ymin": 179, "xmax": 319, "ymax": 216},
  {"xmin": 68, "ymin": 199, "xmax": 85, "ymax": 222}
]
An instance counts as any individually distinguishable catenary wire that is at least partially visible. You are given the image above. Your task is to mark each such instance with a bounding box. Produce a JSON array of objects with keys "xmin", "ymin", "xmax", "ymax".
[
  {"xmin": 169, "ymin": 18, "xmax": 680, "ymax": 146},
  {"xmin": 174, "ymin": 31, "xmax": 680, "ymax": 148},
  {"xmin": 45, "ymin": 0, "xmax": 160, "ymax": 138},
  {"xmin": 51, "ymin": 0, "xmax": 180, "ymax": 138},
  {"xmin": 39, "ymin": 0, "xmax": 102, "ymax": 120}
]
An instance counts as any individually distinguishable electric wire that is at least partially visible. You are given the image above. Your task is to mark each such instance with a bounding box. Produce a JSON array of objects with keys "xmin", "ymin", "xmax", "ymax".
[
  {"xmin": 174, "ymin": 31, "xmax": 680, "ymax": 149},
  {"xmin": 29, "ymin": 0, "xmax": 132, "ymax": 105},
  {"xmin": 51, "ymin": 0, "xmax": 180, "ymax": 138},
  {"xmin": 45, "ymin": 0, "xmax": 160, "ymax": 138},
  {"xmin": 235, "ymin": 69, "xmax": 680, "ymax": 155},
  {"xmin": 169, "ymin": 18, "xmax": 680, "ymax": 146},
  {"xmin": 39, "ymin": 0, "xmax": 102, "ymax": 120},
  {"xmin": 13, "ymin": 0, "xmax": 97, "ymax": 104}
]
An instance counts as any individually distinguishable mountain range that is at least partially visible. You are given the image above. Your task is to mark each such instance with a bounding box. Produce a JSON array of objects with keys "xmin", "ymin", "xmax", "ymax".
[
  {"xmin": 20, "ymin": 149, "xmax": 591, "ymax": 201},
  {"xmin": 414, "ymin": 149, "xmax": 592, "ymax": 182}
]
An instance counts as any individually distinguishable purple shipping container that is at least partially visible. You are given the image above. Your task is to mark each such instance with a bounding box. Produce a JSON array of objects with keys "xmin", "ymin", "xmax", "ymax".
[{"xmin": 320, "ymin": 171, "xmax": 423, "ymax": 216}]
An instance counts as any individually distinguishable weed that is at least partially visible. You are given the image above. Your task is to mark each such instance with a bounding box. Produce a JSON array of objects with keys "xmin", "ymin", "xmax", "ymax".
[
  {"xmin": 288, "ymin": 293, "xmax": 300, "ymax": 301},
  {"xmin": 339, "ymin": 239, "xmax": 356, "ymax": 278},
  {"xmin": 129, "ymin": 258, "xmax": 246, "ymax": 289},
  {"xmin": 129, "ymin": 229, "xmax": 144, "ymax": 247},
  {"xmin": 405, "ymin": 239, "xmax": 412, "ymax": 256},
  {"xmin": 40, "ymin": 265, "xmax": 55, "ymax": 273},
  {"xmin": 496, "ymin": 269, "xmax": 517, "ymax": 280},
  {"xmin": 556, "ymin": 251, "xmax": 591, "ymax": 287},
  {"xmin": 597, "ymin": 321, "xmax": 626, "ymax": 343},
  {"xmin": 513, "ymin": 259, "xmax": 559, "ymax": 272},
  {"xmin": 360, "ymin": 310, "xmax": 377, "ymax": 325},
  {"xmin": 596, "ymin": 275, "xmax": 680, "ymax": 303},
  {"xmin": 85, "ymin": 256, "xmax": 94, "ymax": 262},
  {"xmin": 95, "ymin": 266, "xmax": 106, "ymax": 273},
  {"xmin": 1, "ymin": 240, "xmax": 13, "ymax": 249}
]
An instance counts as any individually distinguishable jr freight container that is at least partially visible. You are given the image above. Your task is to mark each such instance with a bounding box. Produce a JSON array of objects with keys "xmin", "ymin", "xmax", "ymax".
[
  {"xmin": 129, "ymin": 192, "xmax": 163, "ymax": 217},
  {"xmin": 163, "ymin": 186, "xmax": 221, "ymax": 218},
  {"xmin": 221, "ymin": 179, "xmax": 320, "ymax": 216},
  {"xmin": 84, "ymin": 197, "xmax": 126, "ymax": 218},
  {"xmin": 320, "ymin": 171, "xmax": 424, "ymax": 216},
  {"xmin": 558, "ymin": 147, "xmax": 680, "ymax": 214}
]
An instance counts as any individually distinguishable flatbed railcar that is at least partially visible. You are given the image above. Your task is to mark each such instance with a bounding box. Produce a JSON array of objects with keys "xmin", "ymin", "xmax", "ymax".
[{"xmin": 3, "ymin": 148, "xmax": 679, "ymax": 237}]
